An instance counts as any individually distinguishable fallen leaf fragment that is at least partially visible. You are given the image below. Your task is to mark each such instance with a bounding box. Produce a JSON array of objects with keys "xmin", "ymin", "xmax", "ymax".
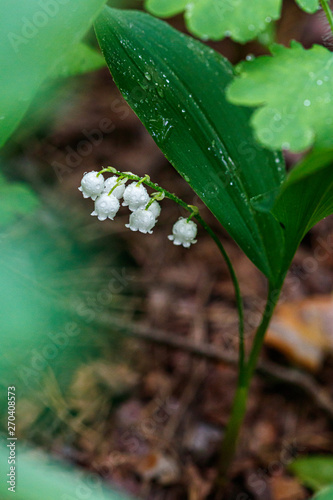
[
  {"xmin": 135, "ymin": 451, "xmax": 180, "ymax": 485},
  {"xmin": 265, "ymin": 296, "xmax": 333, "ymax": 371}
]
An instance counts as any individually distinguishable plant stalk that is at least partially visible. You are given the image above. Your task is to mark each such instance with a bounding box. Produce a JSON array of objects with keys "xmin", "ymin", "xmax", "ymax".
[{"xmin": 216, "ymin": 281, "xmax": 283, "ymax": 485}]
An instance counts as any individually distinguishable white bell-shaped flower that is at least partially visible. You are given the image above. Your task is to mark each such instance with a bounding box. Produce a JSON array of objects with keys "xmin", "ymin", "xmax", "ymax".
[
  {"xmin": 103, "ymin": 176, "xmax": 126, "ymax": 199},
  {"xmin": 146, "ymin": 200, "xmax": 161, "ymax": 219},
  {"xmin": 79, "ymin": 171, "xmax": 104, "ymax": 200},
  {"xmin": 122, "ymin": 182, "xmax": 150, "ymax": 211},
  {"xmin": 125, "ymin": 208, "xmax": 156, "ymax": 234},
  {"xmin": 168, "ymin": 218, "xmax": 197, "ymax": 248},
  {"xmin": 91, "ymin": 193, "xmax": 120, "ymax": 221}
]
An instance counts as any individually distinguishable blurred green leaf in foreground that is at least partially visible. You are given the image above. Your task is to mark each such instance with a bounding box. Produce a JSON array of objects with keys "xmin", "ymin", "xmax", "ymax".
[{"xmin": 0, "ymin": 444, "xmax": 131, "ymax": 499}]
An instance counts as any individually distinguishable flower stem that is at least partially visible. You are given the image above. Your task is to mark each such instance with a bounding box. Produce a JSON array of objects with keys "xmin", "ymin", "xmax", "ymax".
[
  {"xmin": 216, "ymin": 384, "xmax": 248, "ymax": 488},
  {"xmin": 244, "ymin": 284, "xmax": 282, "ymax": 384},
  {"xmin": 216, "ymin": 281, "xmax": 283, "ymax": 484},
  {"xmin": 99, "ymin": 167, "xmax": 195, "ymax": 210},
  {"xmin": 321, "ymin": 0, "xmax": 333, "ymax": 35}
]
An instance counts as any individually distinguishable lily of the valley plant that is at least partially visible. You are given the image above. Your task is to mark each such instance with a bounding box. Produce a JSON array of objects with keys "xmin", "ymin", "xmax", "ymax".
[{"xmin": 81, "ymin": 0, "xmax": 333, "ymax": 488}]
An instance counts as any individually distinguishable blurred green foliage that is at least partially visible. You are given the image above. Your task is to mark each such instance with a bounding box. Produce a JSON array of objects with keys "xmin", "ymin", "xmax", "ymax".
[
  {"xmin": 0, "ymin": 196, "xmax": 131, "ymax": 415},
  {"xmin": 0, "ymin": 173, "xmax": 39, "ymax": 228},
  {"xmin": 290, "ymin": 456, "xmax": 333, "ymax": 491},
  {"xmin": 0, "ymin": 0, "xmax": 107, "ymax": 147},
  {"xmin": 0, "ymin": 444, "xmax": 131, "ymax": 499}
]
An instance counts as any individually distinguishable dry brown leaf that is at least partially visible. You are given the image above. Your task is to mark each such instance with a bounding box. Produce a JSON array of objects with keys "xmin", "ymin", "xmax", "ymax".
[
  {"xmin": 265, "ymin": 295, "xmax": 333, "ymax": 371},
  {"xmin": 135, "ymin": 451, "xmax": 180, "ymax": 485},
  {"xmin": 270, "ymin": 476, "xmax": 306, "ymax": 500}
]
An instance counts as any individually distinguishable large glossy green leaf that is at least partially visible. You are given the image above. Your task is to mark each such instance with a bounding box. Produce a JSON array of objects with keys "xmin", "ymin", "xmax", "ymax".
[
  {"xmin": 270, "ymin": 150, "xmax": 333, "ymax": 271},
  {"xmin": 289, "ymin": 456, "xmax": 333, "ymax": 491},
  {"xmin": 94, "ymin": 7, "xmax": 286, "ymax": 283},
  {"xmin": 0, "ymin": 0, "xmax": 107, "ymax": 148}
]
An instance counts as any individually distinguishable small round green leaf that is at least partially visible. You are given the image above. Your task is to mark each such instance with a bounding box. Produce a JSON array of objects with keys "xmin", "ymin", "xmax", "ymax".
[
  {"xmin": 296, "ymin": 0, "xmax": 320, "ymax": 13},
  {"xmin": 227, "ymin": 42, "xmax": 333, "ymax": 152},
  {"xmin": 145, "ymin": 0, "xmax": 319, "ymax": 43},
  {"xmin": 145, "ymin": 0, "xmax": 188, "ymax": 17},
  {"xmin": 313, "ymin": 486, "xmax": 333, "ymax": 500},
  {"xmin": 289, "ymin": 456, "xmax": 333, "ymax": 491}
]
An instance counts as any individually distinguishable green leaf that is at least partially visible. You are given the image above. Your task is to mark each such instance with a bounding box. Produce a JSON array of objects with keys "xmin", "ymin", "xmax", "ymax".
[
  {"xmin": 313, "ymin": 486, "xmax": 333, "ymax": 500},
  {"xmin": 146, "ymin": 0, "xmax": 281, "ymax": 43},
  {"xmin": 49, "ymin": 43, "xmax": 106, "ymax": 79},
  {"xmin": 0, "ymin": 0, "xmax": 107, "ymax": 148},
  {"xmin": 95, "ymin": 7, "xmax": 286, "ymax": 283},
  {"xmin": 289, "ymin": 456, "xmax": 333, "ymax": 491},
  {"xmin": 297, "ymin": 0, "xmax": 320, "ymax": 13},
  {"xmin": 145, "ymin": 0, "xmax": 319, "ymax": 42},
  {"xmin": 227, "ymin": 42, "xmax": 333, "ymax": 152},
  {"xmin": 146, "ymin": 0, "xmax": 188, "ymax": 16},
  {"xmin": 0, "ymin": 174, "xmax": 39, "ymax": 227},
  {"xmin": 269, "ymin": 150, "xmax": 333, "ymax": 271}
]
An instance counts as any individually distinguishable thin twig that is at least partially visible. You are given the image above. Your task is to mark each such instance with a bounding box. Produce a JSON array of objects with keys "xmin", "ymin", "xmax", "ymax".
[{"xmin": 96, "ymin": 315, "xmax": 333, "ymax": 418}]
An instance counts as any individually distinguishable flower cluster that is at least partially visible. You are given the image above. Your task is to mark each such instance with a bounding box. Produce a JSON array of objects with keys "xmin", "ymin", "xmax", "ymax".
[{"xmin": 79, "ymin": 170, "xmax": 198, "ymax": 248}]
